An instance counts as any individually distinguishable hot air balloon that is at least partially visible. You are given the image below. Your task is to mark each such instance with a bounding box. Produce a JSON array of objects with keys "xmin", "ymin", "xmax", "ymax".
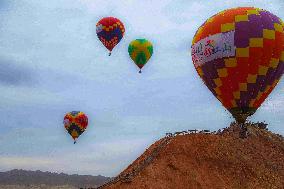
[
  {"xmin": 191, "ymin": 7, "xmax": 284, "ymax": 124},
  {"xmin": 96, "ymin": 17, "xmax": 125, "ymax": 56},
  {"xmin": 128, "ymin": 39, "xmax": 153, "ymax": 73},
  {"xmin": 63, "ymin": 111, "xmax": 88, "ymax": 144}
]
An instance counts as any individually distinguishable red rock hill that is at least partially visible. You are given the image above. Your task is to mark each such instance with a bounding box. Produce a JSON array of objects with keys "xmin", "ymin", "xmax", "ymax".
[{"xmin": 99, "ymin": 123, "xmax": 284, "ymax": 189}]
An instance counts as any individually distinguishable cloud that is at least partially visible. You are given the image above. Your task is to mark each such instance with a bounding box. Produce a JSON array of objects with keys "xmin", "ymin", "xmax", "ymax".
[
  {"xmin": 0, "ymin": 0, "xmax": 11, "ymax": 11},
  {"xmin": 0, "ymin": 57, "xmax": 36, "ymax": 86},
  {"xmin": 0, "ymin": 157, "xmax": 55, "ymax": 171},
  {"xmin": 260, "ymin": 82, "xmax": 284, "ymax": 114},
  {"xmin": 0, "ymin": 137, "xmax": 152, "ymax": 176}
]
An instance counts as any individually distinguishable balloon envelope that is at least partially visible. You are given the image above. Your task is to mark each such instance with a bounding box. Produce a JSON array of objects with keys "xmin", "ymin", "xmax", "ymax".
[
  {"xmin": 63, "ymin": 111, "xmax": 88, "ymax": 143},
  {"xmin": 191, "ymin": 7, "xmax": 284, "ymax": 123},
  {"xmin": 96, "ymin": 17, "xmax": 125, "ymax": 55},
  {"xmin": 128, "ymin": 39, "xmax": 153, "ymax": 72}
]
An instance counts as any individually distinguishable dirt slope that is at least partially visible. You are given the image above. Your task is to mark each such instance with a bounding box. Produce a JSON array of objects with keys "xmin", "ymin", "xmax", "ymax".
[{"xmin": 102, "ymin": 123, "xmax": 284, "ymax": 189}]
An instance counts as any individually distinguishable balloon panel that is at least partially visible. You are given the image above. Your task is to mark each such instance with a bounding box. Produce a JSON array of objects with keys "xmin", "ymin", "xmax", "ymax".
[{"xmin": 191, "ymin": 7, "xmax": 284, "ymax": 122}]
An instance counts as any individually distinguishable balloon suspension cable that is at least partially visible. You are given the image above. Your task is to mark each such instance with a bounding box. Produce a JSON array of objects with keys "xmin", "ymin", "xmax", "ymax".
[
  {"xmin": 139, "ymin": 69, "xmax": 142, "ymax": 73},
  {"xmin": 108, "ymin": 51, "xmax": 111, "ymax": 56}
]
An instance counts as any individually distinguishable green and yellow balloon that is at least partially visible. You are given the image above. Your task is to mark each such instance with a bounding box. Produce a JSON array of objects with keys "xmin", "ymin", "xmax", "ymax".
[{"xmin": 128, "ymin": 39, "xmax": 153, "ymax": 73}]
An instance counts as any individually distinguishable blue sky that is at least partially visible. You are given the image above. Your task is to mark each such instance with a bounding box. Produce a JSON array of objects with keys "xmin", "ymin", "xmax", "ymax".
[{"xmin": 0, "ymin": 0, "xmax": 283, "ymax": 177}]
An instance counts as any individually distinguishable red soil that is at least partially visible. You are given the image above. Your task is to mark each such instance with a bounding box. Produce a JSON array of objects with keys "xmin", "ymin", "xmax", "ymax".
[{"xmin": 102, "ymin": 123, "xmax": 284, "ymax": 189}]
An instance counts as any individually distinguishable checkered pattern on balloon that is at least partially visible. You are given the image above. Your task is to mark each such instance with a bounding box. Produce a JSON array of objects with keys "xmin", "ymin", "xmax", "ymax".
[
  {"xmin": 96, "ymin": 17, "xmax": 125, "ymax": 53},
  {"xmin": 191, "ymin": 7, "xmax": 284, "ymax": 123},
  {"xmin": 63, "ymin": 111, "xmax": 88, "ymax": 141}
]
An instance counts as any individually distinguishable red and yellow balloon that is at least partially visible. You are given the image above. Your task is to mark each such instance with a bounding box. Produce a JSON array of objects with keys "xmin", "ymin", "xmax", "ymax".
[
  {"xmin": 191, "ymin": 7, "xmax": 284, "ymax": 123},
  {"xmin": 96, "ymin": 17, "xmax": 125, "ymax": 56},
  {"xmin": 63, "ymin": 111, "xmax": 88, "ymax": 144}
]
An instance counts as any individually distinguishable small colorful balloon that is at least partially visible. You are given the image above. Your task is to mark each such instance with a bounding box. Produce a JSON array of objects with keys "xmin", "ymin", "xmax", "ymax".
[
  {"xmin": 128, "ymin": 39, "xmax": 153, "ymax": 73},
  {"xmin": 96, "ymin": 17, "xmax": 125, "ymax": 56},
  {"xmin": 63, "ymin": 111, "xmax": 88, "ymax": 144}
]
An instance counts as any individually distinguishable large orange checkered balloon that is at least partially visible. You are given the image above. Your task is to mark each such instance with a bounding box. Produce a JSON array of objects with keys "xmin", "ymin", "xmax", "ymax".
[{"xmin": 191, "ymin": 7, "xmax": 284, "ymax": 123}]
